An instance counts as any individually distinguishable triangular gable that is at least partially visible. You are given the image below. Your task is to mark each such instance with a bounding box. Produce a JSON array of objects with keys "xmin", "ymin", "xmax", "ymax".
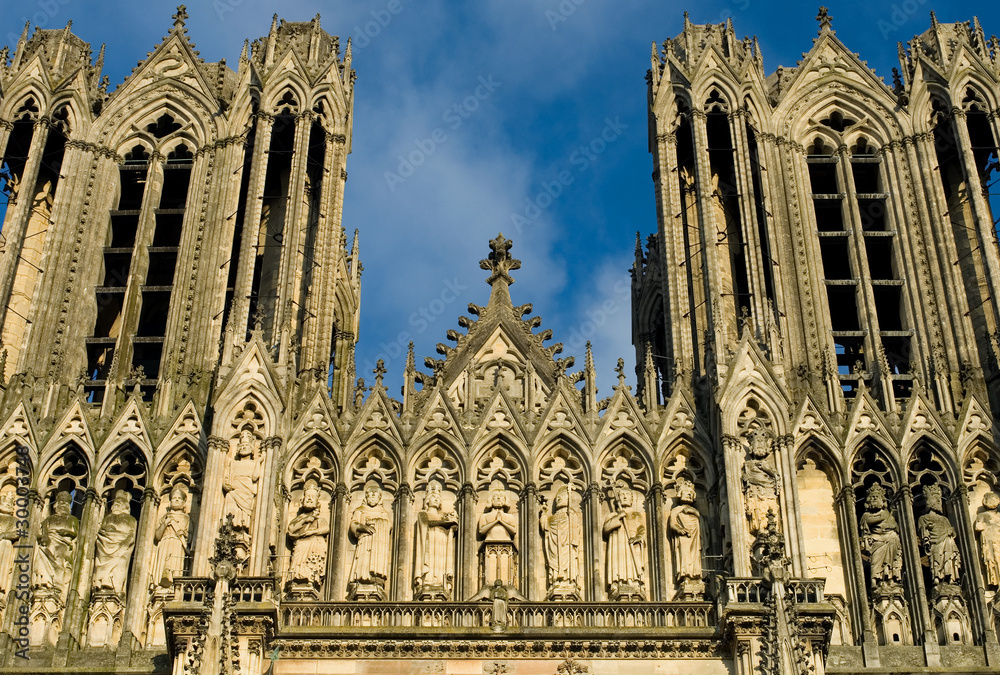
[
  {"xmin": 844, "ymin": 390, "xmax": 896, "ymax": 451},
  {"xmin": 688, "ymin": 41, "xmax": 742, "ymax": 84},
  {"xmin": 111, "ymin": 33, "xmax": 217, "ymax": 105},
  {"xmin": 535, "ymin": 388, "xmax": 591, "ymax": 445},
  {"xmin": 657, "ymin": 388, "xmax": 698, "ymax": 444},
  {"xmin": 474, "ymin": 388, "xmax": 528, "ymax": 446},
  {"xmin": 410, "ymin": 389, "xmax": 467, "ymax": 445},
  {"xmin": 597, "ymin": 386, "xmax": 653, "ymax": 447},
  {"xmin": 347, "ymin": 387, "xmax": 403, "ymax": 447},
  {"xmin": 159, "ymin": 399, "xmax": 203, "ymax": 453},
  {"xmin": 43, "ymin": 398, "xmax": 95, "ymax": 457},
  {"xmin": 213, "ymin": 339, "xmax": 286, "ymax": 423},
  {"xmin": 899, "ymin": 392, "xmax": 951, "ymax": 448},
  {"xmin": 0, "ymin": 401, "xmax": 37, "ymax": 452},
  {"xmin": 717, "ymin": 338, "xmax": 791, "ymax": 424},
  {"xmin": 957, "ymin": 395, "xmax": 994, "ymax": 456},
  {"xmin": 777, "ymin": 31, "xmax": 896, "ymax": 105},
  {"xmin": 790, "ymin": 395, "xmax": 840, "ymax": 448},
  {"xmin": 288, "ymin": 389, "xmax": 340, "ymax": 448},
  {"xmin": 99, "ymin": 396, "xmax": 152, "ymax": 456}
]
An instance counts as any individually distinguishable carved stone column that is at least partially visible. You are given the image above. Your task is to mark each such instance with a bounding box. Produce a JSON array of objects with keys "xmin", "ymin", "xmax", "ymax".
[
  {"xmin": 327, "ymin": 482, "xmax": 347, "ymax": 600},
  {"xmin": 192, "ymin": 436, "xmax": 229, "ymax": 576},
  {"xmin": 650, "ymin": 482, "xmax": 668, "ymax": 601},
  {"xmin": 722, "ymin": 434, "xmax": 753, "ymax": 576},
  {"xmin": 459, "ymin": 482, "xmax": 476, "ymax": 599},
  {"xmin": 520, "ymin": 482, "xmax": 539, "ymax": 600},
  {"xmin": 584, "ymin": 482, "xmax": 604, "ymax": 601},
  {"xmin": 118, "ymin": 487, "xmax": 158, "ymax": 653},
  {"xmin": 837, "ymin": 485, "xmax": 879, "ymax": 666},
  {"xmin": 897, "ymin": 485, "xmax": 937, "ymax": 662},
  {"xmin": 392, "ymin": 483, "xmax": 412, "ymax": 601}
]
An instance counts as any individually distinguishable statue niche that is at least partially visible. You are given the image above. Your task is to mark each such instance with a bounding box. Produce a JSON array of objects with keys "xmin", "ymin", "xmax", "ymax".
[
  {"xmin": 974, "ymin": 491, "xmax": 1000, "ymax": 589},
  {"xmin": 151, "ymin": 484, "xmax": 191, "ymax": 589},
  {"xmin": 32, "ymin": 490, "xmax": 79, "ymax": 599},
  {"xmin": 540, "ymin": 483, "xmax": 583, "ymax": 601},
  {"xmin": 918, "ymin": 483, "xmax": 971, "ymax": 644},
  {"xmin": 413, "ymin": 480, "xmax": 459, "ymax": 600},
  {"xmin": 478, "ymin": 480, "xmax": 518, "ymax": 591},
  {"xmin": 88, "ymin": 489, "xmax": 138, "ymax": 648},
  {"xmin": 742, "ymin": 428, "xmax": 780, "ymax": 536},
  {"xmin": 0, "ymin": 486, "xmax": 20, "ymax": 603},
  {"xmin": 348, "ymin": 480, "xmax": 393, "ymax": 600},
  {"xmin": 285, "ymin": 479, "xmax": 330, "ymax": 600},
  {"xmin": 859, "ymin": 482, "xmax": 911, "ymax": 645},
  {"xmin": 602, "ymin": 478, "xmax": 647, "ymax": 601},
  {"xmin": 222, "ymin": 427, "xmax": 263, "ymax": 557},
  {"xmin": 668, "ymin": 477, "xmax": 704, "ymax": 599}
]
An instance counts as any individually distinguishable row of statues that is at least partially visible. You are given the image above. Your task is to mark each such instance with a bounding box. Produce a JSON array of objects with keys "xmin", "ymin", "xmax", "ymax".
[{"xmin": 6, "ymin": 476, "xmax": 1000, "ymax": 615}]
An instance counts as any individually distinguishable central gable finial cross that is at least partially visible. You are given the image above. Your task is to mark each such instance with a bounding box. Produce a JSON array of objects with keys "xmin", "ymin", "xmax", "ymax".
[{"xmin": 480, "ymin": 233, "xmax": 521, "ymax": 287}]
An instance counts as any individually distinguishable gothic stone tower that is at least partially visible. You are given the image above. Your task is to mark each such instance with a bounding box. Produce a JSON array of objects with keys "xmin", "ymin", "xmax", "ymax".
[
  {"xmin": 0, "ymin": 6, "xmax": 360, "ymax": 670},
  {"xmin": 634, "ymin": 8, "xmax": 1000, "ymax": 673}
]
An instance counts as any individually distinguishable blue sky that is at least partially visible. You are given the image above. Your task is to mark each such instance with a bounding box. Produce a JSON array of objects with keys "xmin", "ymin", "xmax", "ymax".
[{"xmin": 3, "ymin": 1, "xmax": 997, "ymax": 400}]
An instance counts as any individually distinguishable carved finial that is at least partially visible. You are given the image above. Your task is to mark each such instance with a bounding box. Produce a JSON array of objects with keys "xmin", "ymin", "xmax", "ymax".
[
  {"xmin": 172, "ymin": 5, "xmax": 189, "ymax": 32},
  {"xmin": 480, "ymin": 233, "xmax": 521, "ymax": 287},
  {"xmin": 816, "ymin": 6, "xmax": 832, "ymax": 33},
  {"xmin": 240, "ymin": 39, "xmax": 249, "ymax": 62},
  {"xmin": 251, "ymin": 305, "xmax": 265, "ymax": 339},
  {"xmin": 405, "ymin": 342, "xmax": 415, "ymax": 372},
  {"xmin": 373, "ymin": 359, "xmax": 387, "ymax": 387},
  {"xmin": 615, "ymin": 358, "xmax": 626, "ymax": 386},
  {"xmin": 930, "ymin": 10, "xmax": 939, "ymax": 28},
  {"xmin": 585, "ymin": 342, "xmax": 595, "ymax": 372}
]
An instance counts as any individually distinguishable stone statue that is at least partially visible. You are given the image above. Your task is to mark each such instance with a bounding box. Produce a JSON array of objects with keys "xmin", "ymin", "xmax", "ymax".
[
  {"xmin": 974, "ymin": 492, "xmax": 1000, "ymax": 587},
  {"xmin": 92, "ymin": 490, "xmax": 137, "ymax": 594},
  {"xmin": 223, "ymin": 428, "xmax": 262, "ymax": 544},
  {"xmin": 540, "ymin": 484, "xmax": 583, "ymax": 600},
  {"xmin": 478, "ymin": 481, "xmax": 517, "ymax": 588},
  {"xmin": 602, "ymin": 479, "xmax": 647, "ymax": 601},
  {"xmin": 668, "ymin": 477, "xmax": 704, "ymax": 597},
  {"xmin": 413, "ymin": 480, "xmax": 459, "ymax": 600},
  {"xmin": 918, "ymin": 484, "xmax": 961, "ymax": 585},
  {"xmin": 151, "ymin": 485, "xmax": 190, "ymax": 588},
  {"xmin": 0, "ymin": 488, "xmax": 19, "ymax": 596},
  {"xmin": 470, "ymin": 579, "xmax": 526, "ymax": 632},
  {"xmin": 741, "ymin": 429, "xmax": 780, "ymax": 534},
  {"xmin": 32, "ymin": 491, "xmax": 79, "ymax": 596},
  {"xmin": 348, "ymin": 480, "xmax": 393, "ymax": 600},
  {"xmin": 859, "ymin": 483, "xmax": 902, "ymax": 587},
  {"xmin": 286, "ymin": 480, "xmax": 330, "ymax": 591}
]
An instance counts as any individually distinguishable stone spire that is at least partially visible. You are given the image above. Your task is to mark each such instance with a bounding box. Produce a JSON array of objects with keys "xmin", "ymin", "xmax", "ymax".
[
  {"xmin": 480, "ymin": 233, "xmax": 520, "ymax": 310},
  {"xmin": 816, "ymin": 6, "xmax": 833, "ymax": 33},
  {"xmin": 172, "ymin": 5, "xmax": 189, "ymax": 34}
]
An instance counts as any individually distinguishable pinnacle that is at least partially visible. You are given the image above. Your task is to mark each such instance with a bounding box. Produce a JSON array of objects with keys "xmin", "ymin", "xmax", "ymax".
[{"xmin": 480, "ymin": 233, "xmax": 520, "ymax": 311}]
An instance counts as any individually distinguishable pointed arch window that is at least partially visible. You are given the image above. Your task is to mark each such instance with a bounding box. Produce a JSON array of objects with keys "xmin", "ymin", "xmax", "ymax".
[{"xmin": 807, "ymin": 126, "xmax": 912, "ymax": 404}]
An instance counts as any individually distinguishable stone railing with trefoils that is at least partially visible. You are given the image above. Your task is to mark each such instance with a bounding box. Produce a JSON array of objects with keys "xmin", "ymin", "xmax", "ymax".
[
  {"xmin": 171, "ymin": 577, "xmax": 277, "ymax": 605},
  {"xmin": 280, "ymin": 601, "xmax": 715, "ymax": 630},
  {"xmin": 721, "ymin": 577, "xmax": 826, "ymax": 606}
]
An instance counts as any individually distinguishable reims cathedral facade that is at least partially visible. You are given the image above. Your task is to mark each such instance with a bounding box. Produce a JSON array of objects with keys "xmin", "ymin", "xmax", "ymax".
[{"xmin": 0, "ymin": 5, "xmax": 999, "ymax": 675}]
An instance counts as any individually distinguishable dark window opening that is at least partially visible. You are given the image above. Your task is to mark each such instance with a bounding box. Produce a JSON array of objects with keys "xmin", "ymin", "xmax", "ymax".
[
  {"xmin": 865, "ymin": 238, "xmax": 895, "ymax": 279},
  {"xmin": 131, "ymin": 342, "xmax": 164, "ymax": 380},
  {"xmin": 109, "ymin": 213, "xmax": 140, "ymax": 248},
  {"xmin": 820, "ymin": 111, "xmax": 855, "ymax": 132},
  {"xmin": 0, "ymin": 118, "xmax": 35, "ymax": 210},
  {"xmin": 882, "ymin": 336, "xmax": 912, "ymax": 375},
  {"xmin": 147, "ymin": 114, "xmax": 181, "ymax": 139},
  {"xmin": 221, "ymin": 116, "xmax": 258, "ymax": 333},
  {"xmin": 118, "ymin": 148, "xmax": 149, "ymax": 210},
  {"xmin": 297, "ymin": 121, "xmax": 326, "ymax": 333},
  {"xmin": 159, "ymin": 145, "xmax": 192, "ymax": 209},
  {"xmin": 873, "ymin": 286, "xmax": 904, "ymax": 331},
  {"xmin": 102, "ymin": 252, "xmax": 131, "ymax": 287},
  {"xmin": 136, "ymin": 291, "xmax": 171, "ymax": 337},
  {"xmin": 835, "ymin": 337, "xmax": 867, "ymax": 399},
  {"xmin": 747, "ymin": 122, "xmax": 776, "ymax": 306},
  {"xmin": 851, "ymin": 160, "xmax": 881, "ymax": 194},
  {"xmin": 819, "ymin": 238, "xmax": 852, "ymax": 279},
  {"xmin": 827, "ymin": 286, "xmax": 861, "ymax": 331},
  {"xmin": 859, "ymin": 198, "xmax": 888, "ymax": 231},
  {"xmin": 248, "ymin": 114, "xmax": 295, "ymax": 337},
  {"xmin": 92, "ymin": 292, "xmax": 125, "ymax": 339},
  {"xmin": 707, "ymin": 112, "xmax": 751, "ymax": 319},
  {"xmin": 814, "ymin": 199, "xmax": 845, "ymax": 231},
  {"xmin": 146, "ymin": 251, "xmax": 177, "ymax": 286},
  {"xmin": 808, "ymin": 161, "xmax": 838, "ymax": 194},
  {"xmin": 152, "ymin": 213, "xmax": 183, "ymax": 247}
]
